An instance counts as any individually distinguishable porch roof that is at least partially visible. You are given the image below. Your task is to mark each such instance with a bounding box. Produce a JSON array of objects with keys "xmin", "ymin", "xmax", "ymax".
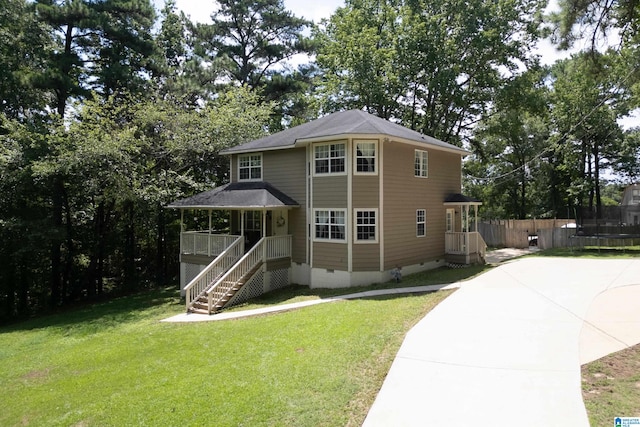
[
  {"xmin": 167, "ymin": 182, "xmax": 299, "ymax": 210},
  {"xmin": 444, "ymin": 193, "xmax": 482, "ymax": 206}
]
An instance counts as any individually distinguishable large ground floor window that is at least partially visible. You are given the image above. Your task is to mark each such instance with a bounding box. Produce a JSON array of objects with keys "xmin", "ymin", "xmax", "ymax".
[{"xmin": 314, "ymin": 209, "xmax": 346, "ymax": 241}]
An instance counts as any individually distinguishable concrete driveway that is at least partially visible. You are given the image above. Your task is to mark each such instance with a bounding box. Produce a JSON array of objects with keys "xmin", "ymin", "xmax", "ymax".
[{"xmin": 363, "ymin": 257, "xmax": 640, "ymax": 427}]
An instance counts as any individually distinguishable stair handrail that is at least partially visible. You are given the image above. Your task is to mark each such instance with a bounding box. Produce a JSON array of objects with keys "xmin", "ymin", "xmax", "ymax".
[
  {"xmin": 207, "ymin": 237, "xmax": 265, "ymax": 313},
  {"xmin": 185, "ymin": 235, "xmax": 244, "ymax": 310}
]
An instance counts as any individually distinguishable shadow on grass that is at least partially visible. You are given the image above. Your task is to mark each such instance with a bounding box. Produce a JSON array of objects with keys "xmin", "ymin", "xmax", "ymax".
[
  {"xmin": 0, "ymin": 287, "xmax": 183, "ymax": 334},
  {"xmin": 2, "ymin": 265, "xmax": 493, "ymax": 331}
]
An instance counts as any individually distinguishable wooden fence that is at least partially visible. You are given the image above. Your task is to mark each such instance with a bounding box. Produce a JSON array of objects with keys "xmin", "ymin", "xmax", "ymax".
[
  {"xmin": 478, "ymin": 223, "xmax": 530, "ymax": 248},
  {"xmin": 480, "ymin": 220, "xmax": 640, "ymax": 249}
]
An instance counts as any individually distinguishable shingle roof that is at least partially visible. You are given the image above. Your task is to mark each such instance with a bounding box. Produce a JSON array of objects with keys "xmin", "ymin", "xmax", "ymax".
[
  {"xmin": 444, "ymin": 193, "xmax": 482, "ymax": 204},
  {"xmin": 166, "ymin": 182, "xmax": 299, "ymax": 209},
  {"xmin": 220, "ymin": 109, "xmax": 468, "ymax": 155}
]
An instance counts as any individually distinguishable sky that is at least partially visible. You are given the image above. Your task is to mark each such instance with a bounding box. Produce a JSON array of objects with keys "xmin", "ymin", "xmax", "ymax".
[
  {"xmin": 166, "ymin": 0, "xmax": 341, "ymax": 26},
  {"xmin": 158, "ymin": 0, "xmax": 576, "ymax": 66},
  {"xmin": 154, "ymin": 0, "xmax": 637, "ymax": 127}
]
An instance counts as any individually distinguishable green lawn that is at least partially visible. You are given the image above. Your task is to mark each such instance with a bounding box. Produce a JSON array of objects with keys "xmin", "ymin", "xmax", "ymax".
[
  {"xmin": 582, "ymin": 344, "xmax": 640, "ymax": 425},
  {"xmin": 0, "ymin": 266, "xmax": 489, "ymax": 427}
]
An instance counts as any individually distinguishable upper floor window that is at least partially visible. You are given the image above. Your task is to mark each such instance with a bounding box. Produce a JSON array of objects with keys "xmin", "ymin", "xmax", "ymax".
[
  {"xmin": 238, "ymin": 154, "xmax": 262, "ymax": 181},
  {"xmin": 314, "ymin": 143, "xmax": 345, "ymax": 175},
  {"xmin": 314, "ymin": 209, "xmax": 346, "ymax": 241},
  {"xmin": 633, "ymin": 189, "xmax": 640, "ymax": 204},
  {"xmin": 355, "ymin": 209, "xmax": 377, "ymax": 242},
  {"xmin": 355, "ymin": 141, "xmax": 377, "ymax": 174},
  {"xmin": 415, "ymin": 150, "xmax": 428, "ymax": 178}
]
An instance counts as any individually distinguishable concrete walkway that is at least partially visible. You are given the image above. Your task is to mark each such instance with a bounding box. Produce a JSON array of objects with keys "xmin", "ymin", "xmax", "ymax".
[
  {"xmin": 362, "ymin": 257, "xmax": 640, "ymax": 427},
  {"xmin": 483, "ymin": 247, "xmax": 538, "ymax": 264},
  {"xmin": 162, "ymin": 283, "xmax": 461, "ymax": 323}
]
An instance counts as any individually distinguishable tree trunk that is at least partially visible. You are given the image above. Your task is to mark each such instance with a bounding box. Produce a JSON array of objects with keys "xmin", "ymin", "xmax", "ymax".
[
  {"xmin": 124, "ymin": 200, "xmax": 136, "ymax": 290},
  {"xmin": 593, "ymin": 139, "xmax": 602, "ymax": 219},
  {"xmin": 50, "ymin": 177, "xmax": 63, "ymax": 307},
  {"xmin": 156, "ymin": 206, "xmax": 166, "ymax": 286}
]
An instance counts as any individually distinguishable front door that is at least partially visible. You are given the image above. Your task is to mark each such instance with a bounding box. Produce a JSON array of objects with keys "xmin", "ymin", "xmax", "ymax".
[
  {"xmin": 244, "ymin": 210, "xmax": 262, "ymax": 248},
  {"xmin": 446, "ymin": 208, "xmax": 455, "ymax": 233}
]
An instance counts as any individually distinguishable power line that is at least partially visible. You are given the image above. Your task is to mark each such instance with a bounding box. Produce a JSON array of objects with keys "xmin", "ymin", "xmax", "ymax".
[{"xmin": 466, "ymin": 63, "xmax": 635, "ymax": 184}]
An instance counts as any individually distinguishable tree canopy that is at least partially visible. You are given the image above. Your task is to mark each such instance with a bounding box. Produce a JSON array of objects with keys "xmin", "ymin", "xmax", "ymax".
[{"xmin": 0, "ymin": 0, "xmax": 639, "ymax": 321}]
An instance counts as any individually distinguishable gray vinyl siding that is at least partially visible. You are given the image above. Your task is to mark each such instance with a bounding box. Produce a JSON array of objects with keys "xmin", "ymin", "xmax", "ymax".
[
  {"xmin": 352, "ymin": 174, "xmax": 380, "ymax": 271},
  {"xmin": 312, "ymin": 242, "xmax": 348, "ymax": 270},
  {"xmin": 352, "ymin": 243, "xmax": 380, "ymax": 271},
  {"xmin": 311, "ymin": 173, "xmax": 348, "ymax": 270},
  {"xmin": 383, "ymin": 140, "xmax": 461, "ymax": 270},
  {"xmin": 353, "ymin": 175, "xmax": 379, "ymax": 207},
  {"xmin": 229, "ymin": 149, "xmax": 307, "ymax": 264},
  {"xmin": 312, "ymin": 175, "xmax": 348, "ymax": 208},
  {"xmin": 263, "ymin": 149, "xmax": 307, "ymax": 264}
]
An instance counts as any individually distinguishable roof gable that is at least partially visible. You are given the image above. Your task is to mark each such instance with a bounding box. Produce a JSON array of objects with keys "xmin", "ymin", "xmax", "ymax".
[{"xmin": 221, "ymin": 109, "xmax": 467, "ymax": 155}]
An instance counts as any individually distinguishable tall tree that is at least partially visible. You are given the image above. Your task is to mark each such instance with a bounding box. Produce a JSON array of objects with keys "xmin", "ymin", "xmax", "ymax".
[
  {"xmin": 550, "ymin": 52, "xmax": 625, "ymax": 217},
  {"xmin": 316, "ymin": 0, "xmax": 546, "ymax": 143},
  {"xmin": 553, "ymin": 0, "xmax": 640, "ymax": 49},
  {"xmin": 193, "ymin": 0, "xmax": 312, "ymax": 89},
  {"xmin": 465, "ymin": 69, "xmax": 551, "ymax": 218},
  {"xmin": 152, "ymin": 0, "xmax": 222, "ymax": 105},
  {"xmin": 34, "ymin": 0, "xmax": 156, "ymax": 117},
  {"xmin": 612, "ymin": 127, "xmax": 640, "ymax": 181},
  {"xmin": 0, "ymin": 0, "xmax": 52, "ymax": 120}
]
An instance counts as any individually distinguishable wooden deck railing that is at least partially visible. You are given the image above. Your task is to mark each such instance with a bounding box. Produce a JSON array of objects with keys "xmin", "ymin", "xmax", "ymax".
[
  {"xmin": 184, "ymin": 236, "xmax": 244, "ymax": 309},
  {"xmin": 445, "ymin": 232, "xmax": 487, "ymax": 258},
  {"xmin": 184, "ymin": 235, "xmax": 293, "ymax": 313},
  {"xmin": 206, "ymin": 235, "xmax": 293, "ymax": 313},
  {"xmin": 180, "ymin": 232, "xmax": 238, "ymax": 257},
  {"xmin": 265, "ymin": 235, "xmax": 292, "ymax": 260},
  {"xmin": 207, "ymin": 238, "xmax": 266, "ymax": 312}
]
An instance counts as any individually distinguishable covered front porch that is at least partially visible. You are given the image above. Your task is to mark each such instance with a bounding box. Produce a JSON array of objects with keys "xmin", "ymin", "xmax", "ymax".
[
  {"xmin": 444, "ymin": 194, "xmax": 486, "ymax": 265},
  {"xmin": 167, "ymin": 182, "xmax": 299, "ymax": 314}
]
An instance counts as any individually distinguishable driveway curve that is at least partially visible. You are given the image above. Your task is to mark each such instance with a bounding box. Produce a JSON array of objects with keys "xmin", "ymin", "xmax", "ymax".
[{"xmin": 363, "ymin": 257, "xmax": 640, "ymax": 427}]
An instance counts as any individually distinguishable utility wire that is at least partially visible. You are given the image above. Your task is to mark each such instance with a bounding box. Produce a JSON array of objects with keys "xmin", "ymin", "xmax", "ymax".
[{"xmin": 466, "ymin": 63, "xmax": 636, "ymax": 184}]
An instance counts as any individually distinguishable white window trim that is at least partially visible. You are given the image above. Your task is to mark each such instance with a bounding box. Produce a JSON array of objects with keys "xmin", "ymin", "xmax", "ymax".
[
  {"xmin": 414, "ymin": 149, "xmax": 429, "ymax": 178},
  {"xmin": 353, "ymin": 140, "xmax": 378, "ymax": 176},
  {"xmin": 312, "ymin": 208, "xmax": 347, "ymax": 243},
  {"xmin": 312, "ymin": 142, "xmax": 347, "ymax": 177},
  {"xmin": 445, "ymin": 208, "xmax": 455, "ymax": 233},
  {"xmin": 354, "ymin": 208, "xmax": 379, "ymax": 244},
  {"xmin": 417, "ymin": 209, "xmax": 426, "ymax": 237},
  {"xmin": 237, "ymin": 153, "xmax": 263, "ymax": 181}
]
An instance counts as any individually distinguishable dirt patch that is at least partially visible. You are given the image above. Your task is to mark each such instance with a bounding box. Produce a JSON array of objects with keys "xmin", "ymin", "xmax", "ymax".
[
  {"xmin": 22, "ymin": 367, "xmax": 51, "ymax": 382},
  {"xmin": 582, "ymin": 343, "xmax": 640, "ymax": 422}
]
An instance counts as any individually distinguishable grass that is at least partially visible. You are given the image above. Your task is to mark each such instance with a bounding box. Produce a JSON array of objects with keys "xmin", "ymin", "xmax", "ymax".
[
  {"xmin": 0, "ymin": 266, "xmax": 486, "ymax": 427},
  {"xmin": 582, "ymin": 344, "xmax": 640, "ymax": 425}
]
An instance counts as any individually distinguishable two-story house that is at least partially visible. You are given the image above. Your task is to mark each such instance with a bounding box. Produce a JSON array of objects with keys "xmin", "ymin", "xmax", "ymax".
[{"xmin": 168, "ymin": 110, "xmax": 484, "ymax": 314}]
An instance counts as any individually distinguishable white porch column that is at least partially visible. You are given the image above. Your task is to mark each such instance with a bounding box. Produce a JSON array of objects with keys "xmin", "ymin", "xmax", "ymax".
[
  {"xmin": 464, "ymin": 205, "xmax": 470, "ymax": 259},
  {"xmin": 474, "ymin": 205, "xmax": 479, "ymax": 232},
  {"xmin": 208, "ymin": 209, "xmax": 212, "ymax": 256},
  {"xmin": 262, "ymin": 210, "xmax": 267, "ymax": 238}
]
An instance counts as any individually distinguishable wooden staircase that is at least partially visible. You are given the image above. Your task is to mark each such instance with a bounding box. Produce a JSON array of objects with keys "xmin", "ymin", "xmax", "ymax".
[
  {"xmin": 185, "ymin": 235, "xmax": 292, "ymax": 315},
  {"xmin": 188, "ymin": 262, "xmax": 262, "ymax": 314}
]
